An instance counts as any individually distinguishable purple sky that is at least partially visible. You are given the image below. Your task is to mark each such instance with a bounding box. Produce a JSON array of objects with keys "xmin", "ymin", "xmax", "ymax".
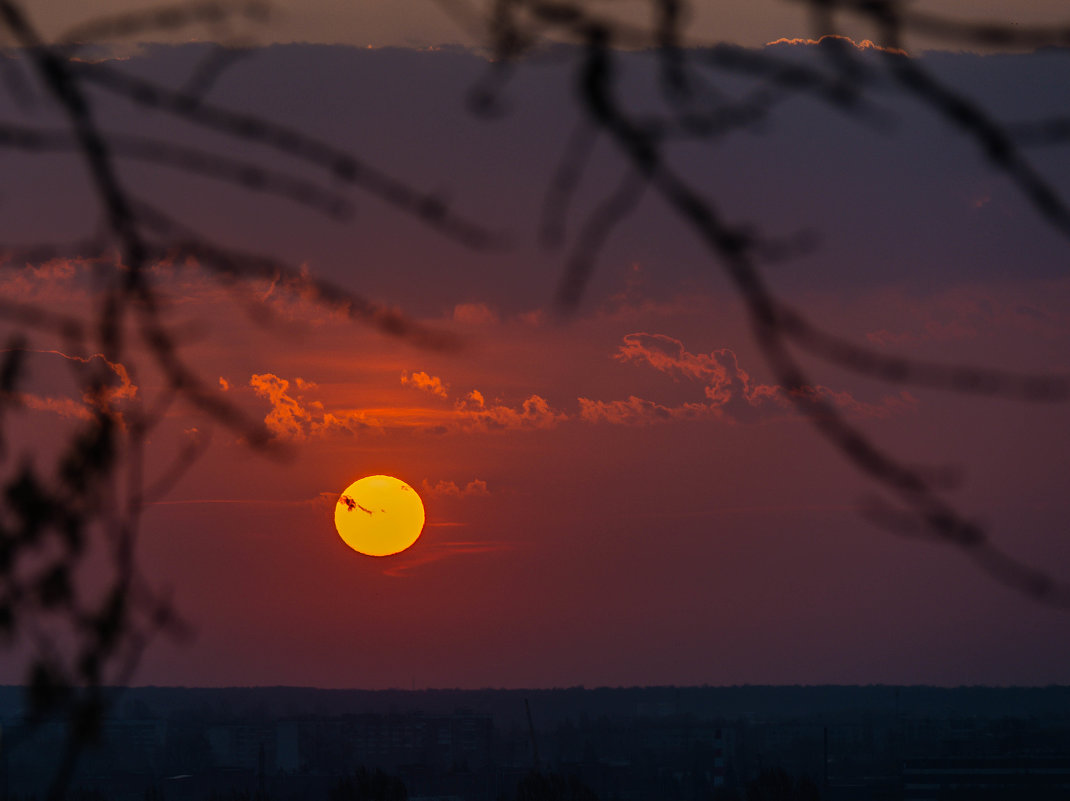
[
  {"xmin": 24, "ymin": 0, "xmax": 1070, "ymax": 50},
  {"xmin": 1, "ymin": 14, "xmax": 1069, "ymax": 689}
]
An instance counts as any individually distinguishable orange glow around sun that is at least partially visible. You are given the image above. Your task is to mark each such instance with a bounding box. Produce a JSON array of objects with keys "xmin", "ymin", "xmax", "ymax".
[{"xmin": 334, "ymin": 475, "xmax": 425, "ymax": 556}]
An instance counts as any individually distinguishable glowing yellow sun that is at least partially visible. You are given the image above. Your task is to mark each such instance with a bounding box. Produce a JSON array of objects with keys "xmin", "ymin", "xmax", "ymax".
[{"xmin": 335, "ymin": 475, "xmax": 425, "ymax": 556}]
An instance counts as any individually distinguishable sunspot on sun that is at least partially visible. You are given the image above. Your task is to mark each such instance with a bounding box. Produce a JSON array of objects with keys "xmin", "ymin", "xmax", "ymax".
[{"xmin": 335, "ymin": 475, "xmax": 425, "ymax": 556}]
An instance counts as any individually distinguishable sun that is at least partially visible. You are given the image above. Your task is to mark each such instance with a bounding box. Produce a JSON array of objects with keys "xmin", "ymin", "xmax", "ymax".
[{"xmin": 334, "ymin": 475, "xmax": 425, "ymax": 556}]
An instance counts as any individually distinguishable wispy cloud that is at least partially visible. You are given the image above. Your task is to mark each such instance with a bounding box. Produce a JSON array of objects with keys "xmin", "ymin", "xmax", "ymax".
[
  {"xmin": 613, "ymin": 332, "xmax": 786, "ymax": 423},
  {"xmin": 252, "ymin": 370, "xmax": 567, "ymax": 439},
  {"xmin": 249, "ymin": 372, "xmax": 378, "ymax": 440},
  {"xmin": 453, "ymin": 389, "xmax": 567, "ymax": 431},
  {"xmin": 0, "ymin": 347, "xmax": 138, "ymax": 418},
  {"xmin": 765, "ymin": 34, "xmax": 908, "ymax": 56},
  {"xmin": 149, "ymin": 497, "xmax": 324, "ymax": 507},
  {"xmin": 452, "ymin": 302, "xmax": 498, "ymax": 326},
  {"xmin": 582, "ymin": 332, "xmax": 916, "ymax": 425},
  {"xmin": 381, "ymin": 539, "xmax": 511, "ymax": 577},
  {"xmin": 578, "ymin": 395, "xmax": 710, "ymax": 425},
  {"xmin": 422, "ymin": 478, "xmax": 490, "ymax": 498},
  {"xmin": 17, "ymin": 393, "xmax": 94, "ymax": 420},
  {"xmin": 861, "ymin": 282, "xmax": 1070, "ymax": 346}
]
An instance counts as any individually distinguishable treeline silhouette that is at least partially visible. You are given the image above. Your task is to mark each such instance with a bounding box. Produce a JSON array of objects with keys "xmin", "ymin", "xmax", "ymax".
[
  {"xmin": 7, "ymin": 684, "xmax": 1070, "ymax": 801},
  {"xmin": 0, "ymin": 768, "xmax": 832, "ymax": 801}
]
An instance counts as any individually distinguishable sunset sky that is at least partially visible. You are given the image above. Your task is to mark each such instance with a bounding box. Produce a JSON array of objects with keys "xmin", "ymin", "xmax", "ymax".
[
  {"xmin": 19, "ymin": 0, "xmax": 1070, "ymax": 50},
  {"xmin": 1, "ymin": 2, "xmax": 1070, "ymax": 689}
]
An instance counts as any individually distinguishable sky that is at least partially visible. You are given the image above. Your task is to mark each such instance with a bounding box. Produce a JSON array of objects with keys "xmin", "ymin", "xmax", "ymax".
[
  {"xmin": 1, "ymin": 4, "xmax": 1070, "ymax": 689},
  {"xmin": 17, "ymin": 0, "xmax": 1070, "ymax": 50}
]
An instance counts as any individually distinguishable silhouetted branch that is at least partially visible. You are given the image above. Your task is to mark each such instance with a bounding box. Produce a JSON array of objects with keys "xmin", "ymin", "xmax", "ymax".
[
  {"xmin": 697, "ymin": 44, "xmax": 882, "ymax": 121},
  {"xmin": 182, "ymin": 42, "xmax": 256, "ymax": 99},
  {"xmin": 149, "ymin": 237, "xmax": 466, "ymax": 352},
  {"xmin": 0, "ymin": 122, "xmax": 354, "ymax": 218},
  {"xmin": 143, "ymin": 426, "xmax": 212, "ymax": 503},
  {"xmin": 556, "ymin": 165, "xmax": 647, "ymax": 309},
  {"xmin": 0, "ymin": 296, "xmax": 88, "ymax": 338},
  {"xmin": 794, "ymin": 0, "xmax": 1070, "ymax": 50},
  {"xmin": 72, "ymin": 60, "xmax": 501, "ymax": 247},
  {"xmin": 777, "ymin": 307, "xmax": 1070, "ymax": 402},
  {"xmin": 541, "ymin": 120, "xmax": 599, "ymax": 248},
  {"xmin": 1010, "ymin": 117, "xmax": 1070, "ymax": 147},
  {"xmin": 478, "ymin": 0, "xmax": 1070, "ymax": 607},
  {"xmin": 4, "ymin": 1, "xmax": 1070, "ymax": 795},
  {"xmin": 57, "ymin": 0, "xmax": 268, "ymax": 48},
  {"xmin": 876, "ymin": 47, "xmax": 1070, "ymax": 241},
  {"xmin": 0, "ymin": 2, "xmax": 480, "ymax": 790}
]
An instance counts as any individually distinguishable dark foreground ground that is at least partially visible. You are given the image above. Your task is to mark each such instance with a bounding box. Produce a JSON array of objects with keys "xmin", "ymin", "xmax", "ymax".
[{"xmin": 3, "ymin": 685, "xmax": 1070, "ymax": 801}]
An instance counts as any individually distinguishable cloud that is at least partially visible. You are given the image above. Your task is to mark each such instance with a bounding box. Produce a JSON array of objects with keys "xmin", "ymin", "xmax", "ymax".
[
  {"xmin": 46, "ymin": 349, "xmax": 138, "ymax": 408},
  {"xmin": 614, "ymin": 333, "xmax": 784, "ymax": 422},
  {"xmin": 0, "ymin": 348, "xmax": 138, "ymax": 418},
  {"xmin": 464, "ymin": 478, "xmax": 490, "ymax": 496},
  {"xmin": 802, "ymin": 386, "xmax": 918, "ymax": 420},
  {"xmin": 0, "ymin": 258, "xmax": 91, "ymax": 306},
  {"xmin": 859, "ymin": 283, "xmax": 1070, "ymax": 347},
  {"xmin": 249, "ymin": 372, "xmax": 376, "ymax": 440},
  {"xmin": 866, "ymin": 321, "xmax": 978, "ymax": 346},
  {"xmin": 584, "ymin": 333, "xmax": 916, "ymax": 425},
  {"xmin": 312, "ymin": 409, "xmax": 378, "ymax": 437},
  {"xmin": 616, "ymin": 332, "xmax": 723, "ymax": 382},
  {"xmin": 765, "ymin": 34, "xmax": 908, "ymax": 56},
  {"xmin": 452, "ymin": 302, "xmax": 498, "ymax": 325},
  {"xmin": 398, "ymin": 370, "xmax": 567, "ymax": 433},
  {"xmin": 381, "ymin": 539, "xmax": 511, "ymax": 577},
  {"xmin": 401, "ymin": 370, "xmax": 449, "ymax": 398},
  {"xmin": 16, "ymin": 393, "xmax": 94, "ymax": 420},
  {"xmin": 422, "ymin": 478, "xmax": 491, "ymax": 498},
  {"xmin": 248, "ymin": 369, "xmax": 567, "ymax": 440},
  {"xmin": 578, "ymin": 395, "xmax": 710, "ymax": 426},
  {"xmin": 250, "ymin": 333, "xmax": 909, "ymax": 442},
  {"xmin": 250, "ymin": 373, "xmax": 312, "ymax": 439},
  {"xmin": 454, "ymin": 390, "xmax": 567, "ymax": 431},
  {"xmin": 517, "ymin": 309, "xmax": 546, "ymax": 326}
]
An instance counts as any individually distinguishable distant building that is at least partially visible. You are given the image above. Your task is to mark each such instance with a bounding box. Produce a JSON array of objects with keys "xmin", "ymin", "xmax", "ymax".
[
  {"xmin": 903, "ymin": 756, "xmax": 1070, "ymax": 800},
  {"xmin": 278, "ymin": 711, "xmax": 494, "ymax": 775},
  {"xmin": 640, "ymin": 720, "xmax": 737, "ymax": 788},
  {"xmin": 206, "ymin": 723, "xmax": 274, "ymax": 770}
]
